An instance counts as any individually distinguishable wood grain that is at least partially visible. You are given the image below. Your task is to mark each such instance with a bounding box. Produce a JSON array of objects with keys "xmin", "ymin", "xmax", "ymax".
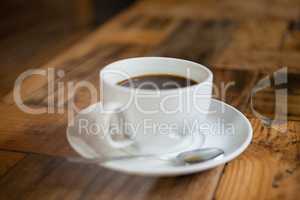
[
  {"xmin": 215, "ymin": 119, "xmax": 300, "ymax": 200},
  {"xmin": 136, "ymin": 0, "xmax": 300, "ymax": 20},
  {"xmin": 0, "ymin": 151, "xmax": 25, "ymax": 177},
  {"xmin": 149, "ymin": 18, "xmax": 235, "ymax": 66},
  {"xmin": 0, "ymin": 154, "xmax": 223, "ymax": 200}
]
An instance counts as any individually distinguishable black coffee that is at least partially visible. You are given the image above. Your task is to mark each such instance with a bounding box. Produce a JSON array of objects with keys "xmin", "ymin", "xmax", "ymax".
[{"xmin": 118, "ymin": 74, "xmax": 198, "ymax": 90}]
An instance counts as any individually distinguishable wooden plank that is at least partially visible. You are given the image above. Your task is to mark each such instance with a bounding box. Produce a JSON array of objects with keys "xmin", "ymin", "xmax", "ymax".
[
  {"xmin": 243, "ymin": 71, "xmax": 300, "ymax": 121},
  {"xmin": 214, "ymin": 50, "xmax": 300, "ymax": 73},
  {"xmin": 2, "ymin": 43, "xmax": 141, "ymax": 105},
  {"xmin": 213, "ymin": 19, "xmax": 300, "ymax": 72},
  {"xmin": 136, "ymin": 0, "xmax": 300, "ymax": 20},
  {"xmin": 93, "ymin": 14, "xmax": 179, "ymax": 46},
  {"xmin": 283, "ymin": 19, "xmax": 300, "ymax": 51},
  {"xmin": 134, "ymin": 0, "xmax": 224, "ymax": 20},
  {"xmin": 0, "ymin": 151, "xmax": 25, "ymax": 177},
  {"xmin": 211, "ymin": 68, "xmax": 262, "ymax": 112},
  {"xmin": 212, "ymin": 19, "xmax": 286, "ymax": 69},
  {"xmin": 0, "ymin": 154, "xmax": 97, "ymax": 200},
  {"xmin": 149, "ymin": 18, "xmax": 235, "ymax": 66},
  {"xmin": 81, "ymin": 166, "xmax": 224, "ymax": 200},
  {"xmin": 0, "ymin": 0, "xmax": 95, "ymax": 97},
  {"xmin": 212, "ymin": 67, "xmax": 300, "ymax": 121},
  {"xmin": 0, "ymin": 23, "xmax": 91, "ymax": 97},
  {"xmin": 227, "ymin": 20, "xmax": 286, "ymax": 51},
  {"xmin": 214, "ymin": 50, "xmax": 281, "ymax": 70},
  {"xmin": 0, "ymin": 153, "xmax": 224, "ymax": 200},
  {"xmin": 215, "ymin": 118, "xmax": 300, "ymax": 200},
  {"xmin": 0, "ymin": 105, "xmax": 72, "ymax": 156}
]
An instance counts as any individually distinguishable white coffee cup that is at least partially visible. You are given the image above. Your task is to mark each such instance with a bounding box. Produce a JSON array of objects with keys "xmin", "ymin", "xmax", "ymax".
[{"xmin": 99, "ymin": 57, "xmax": 213, "ymax": 155}]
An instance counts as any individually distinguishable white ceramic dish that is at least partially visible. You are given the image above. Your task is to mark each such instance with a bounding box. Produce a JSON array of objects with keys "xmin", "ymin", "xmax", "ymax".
[{"xmin": 67, "ymin": 99, "xmax": 252, "ymax": 176}]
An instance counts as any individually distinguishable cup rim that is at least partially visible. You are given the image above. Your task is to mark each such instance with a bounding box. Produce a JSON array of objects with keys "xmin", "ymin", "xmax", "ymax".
[{"xmin": 100, "ymin": 57, "xmax": 213, "ymax": 94}]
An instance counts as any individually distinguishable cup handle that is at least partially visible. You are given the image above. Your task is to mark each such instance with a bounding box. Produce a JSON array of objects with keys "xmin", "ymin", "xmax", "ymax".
[{"xmin": 104, "ymin": 103, "xmax": 135, "ymax": 149}]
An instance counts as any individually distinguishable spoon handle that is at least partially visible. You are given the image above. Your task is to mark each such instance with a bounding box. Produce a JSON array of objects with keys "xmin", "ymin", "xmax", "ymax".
[
  {"xmin": 67, "ymin": 154, "xmax": 159, "ymax": 164},
  {"xmin": 67, "ymin": 148, "xmax": 224, "ymax": 164}
]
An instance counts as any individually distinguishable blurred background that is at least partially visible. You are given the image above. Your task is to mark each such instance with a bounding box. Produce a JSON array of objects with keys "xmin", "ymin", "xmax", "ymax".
[{"xmin": 0, "ymin": 0, "xmax": 136, "ymax": 97}]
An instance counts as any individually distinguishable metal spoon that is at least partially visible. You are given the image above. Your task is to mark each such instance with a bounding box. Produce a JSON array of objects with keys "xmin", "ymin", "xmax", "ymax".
[{"xmin": 69, "ymin": 147, "xmax": 224, "ymax": 165}]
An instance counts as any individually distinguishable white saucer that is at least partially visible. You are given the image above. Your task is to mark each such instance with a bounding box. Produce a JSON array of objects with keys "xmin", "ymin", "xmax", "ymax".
[{"xmin": 67, "ymin": 99, "xmax": 252, "ymax": 176}]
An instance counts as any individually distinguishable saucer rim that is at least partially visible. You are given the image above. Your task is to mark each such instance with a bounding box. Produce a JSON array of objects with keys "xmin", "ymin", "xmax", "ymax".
[{"xmin": 67, "ymin": 99, "xmax": 253, "ymax": 176}]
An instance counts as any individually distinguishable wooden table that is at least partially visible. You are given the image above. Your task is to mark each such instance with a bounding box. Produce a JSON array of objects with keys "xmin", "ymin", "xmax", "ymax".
[{"xmin": 0, "ymin": 0, "xmax": 299, "ymax": 199}]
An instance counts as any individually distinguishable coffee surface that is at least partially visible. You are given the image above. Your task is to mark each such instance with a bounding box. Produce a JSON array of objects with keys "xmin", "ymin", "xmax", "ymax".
[{"xmin": 118, "ymin": 74, "xmax": 198, "ymax": 90}]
